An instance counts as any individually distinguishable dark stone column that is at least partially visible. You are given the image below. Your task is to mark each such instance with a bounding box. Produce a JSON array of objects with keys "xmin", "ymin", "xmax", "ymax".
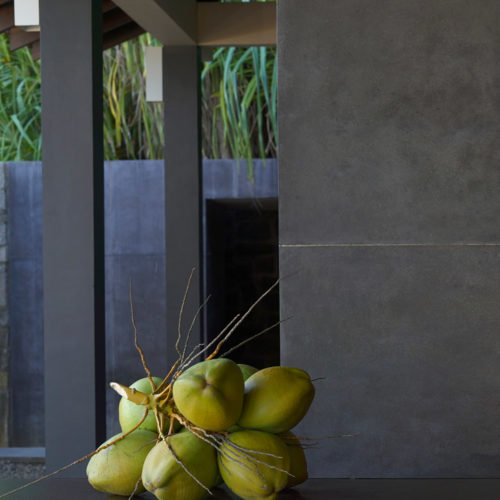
[
  {"xmin": 0, "ymin": 163, "xmax": 8, "ymax": 447},
  {"xmin": 40, "ymin": 0, "xmax": 105, "ymax": 475},
  {"xmin": 278, "ymin": 0, "xmax": 500, "ymax": 477},
  {"xmin": 163, "ymin": 47, "xmax": 202, "ymax": 369}
]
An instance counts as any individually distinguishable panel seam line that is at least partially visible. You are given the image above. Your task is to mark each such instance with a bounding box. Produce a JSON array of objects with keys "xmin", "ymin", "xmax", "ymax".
[{"xmin": 279, "ymin": 243, "xmax": 500, "ymax": 248}]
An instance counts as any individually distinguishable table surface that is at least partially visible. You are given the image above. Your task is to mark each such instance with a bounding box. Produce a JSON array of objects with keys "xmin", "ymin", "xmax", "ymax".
[{"xmin": 1, "ymin": 478, "xmax": 500, "ymax": 500}]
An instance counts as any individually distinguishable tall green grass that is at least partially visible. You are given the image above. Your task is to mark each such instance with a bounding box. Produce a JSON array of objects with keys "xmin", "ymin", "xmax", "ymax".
[
  {"xmin": 103, "ymin": 33, "xmax": 164, "ymax": 159},
  {"xmin": 201, "ymin": 46, "xmax": 277, "ymax": 164},
  {"xmin": 0, "ymin": 35, "xmax": 41, "ymax": 161},
  {"xmin": 0, "ymin": 31, "xmax": 277, "ymax": 165},
  {"xmin": 204, "ymin": 0, "xmax": 278, "ymax": 171}
]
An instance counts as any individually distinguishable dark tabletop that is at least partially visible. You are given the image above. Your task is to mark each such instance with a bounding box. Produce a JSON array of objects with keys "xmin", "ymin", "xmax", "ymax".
[{"xmin": 1, "ymin": 478, "xmax": 500, "ymax": 500}]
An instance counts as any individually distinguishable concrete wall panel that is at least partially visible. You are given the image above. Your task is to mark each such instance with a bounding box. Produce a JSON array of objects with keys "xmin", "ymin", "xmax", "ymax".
[
  {"xmin": 279, "ymin": 0, "xmax": 500, "ymax": 245},
  {"xmin": 279, "ymin": 0, "xmax": 500, "ymax": 476},
  {"xmin": 281, "ymin": 246, "xmax": 500, "ymax": 477}
]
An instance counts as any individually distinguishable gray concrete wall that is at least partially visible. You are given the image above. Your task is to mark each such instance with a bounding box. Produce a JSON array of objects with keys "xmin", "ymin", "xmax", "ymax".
[
  {"xmin": 104, "ymin": 160, "xmax": 168, "ymax": 437},
  {"xmin": 7, "ymin": 163, "xmax": 43, "ymax": 447},
  {"xmin": 278, "ymin": 0, "xmax": 500, "ymax": 478},
  {"xmin": 6, "ymin": 159, "xmax": 278, "ymax": 443},
  {"xmin": 0, "ymin": 164, "xmax": 9, "ymax": 447}
]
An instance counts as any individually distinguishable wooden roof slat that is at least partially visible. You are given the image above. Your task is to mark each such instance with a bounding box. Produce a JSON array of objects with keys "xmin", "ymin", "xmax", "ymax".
[
  {"xmin": 103, "ymin": 21, "xmax": 144, "ymax": 51},
  {"xmin": 102, "ymin": 0, "xmax": 117, "ymax": 14},
  {"xmin": 1, "ymin": 1, "xmax": 143, "ymax": 59},
  {"xmin": 30, "ymin": 39, "xmax": 39, "ymax": 60},
  {"xmin": 102, "ymin": 8, "xmax": 133, "ymax": 34},
  {"xmin": 0, "ymin": 0, "xmax": 277, "ymax": 58},
  {"xmin": 0, "ymin": 3, "xmax": 14, "ymax": 34},
  {"xmin": 9, "ymin": 26, "xmax": 39, "ymax": 51}
]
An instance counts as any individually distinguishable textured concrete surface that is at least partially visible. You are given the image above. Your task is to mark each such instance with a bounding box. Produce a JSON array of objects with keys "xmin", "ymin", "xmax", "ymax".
[
  {"xmin": 281, "ymin": 246, "xmax": 500, "ymax": 477},
  {"xmin": 0, "ymin": 164, "xmax": 8, "ymax": 447},
  {"xmin": 0, "ymin": 461, "xmax": 44, "ymax": 480},
  {"xmin": 0, "ymin": 448, "xmax": 44, "ymax": 479},
  {"xmin": 203, "ymin": 159, "xmax": 277, "ymax": 200},
  {"xmin": 278, "ymin": 0, "xmax": 500, "ymax": 477},
  {"xmin": 105, "ymin": 255, "xmax": 168, "ymax": 436},
  {"xmin": 279, "ymin": 0, "xmax": 500, "ymax": 245},
  {"xmin": 7, "ymin": 163, "xmax": 44, "ymax": 447},
  {"xmin": 104, "ymin": 161, "xmax": 168, "ymax": 436}
]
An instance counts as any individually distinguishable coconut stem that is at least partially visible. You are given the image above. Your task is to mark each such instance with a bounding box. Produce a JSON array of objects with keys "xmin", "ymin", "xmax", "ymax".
[
  {"xmin": 219, "ymin": 317, "xmax": 291, "ymax": 358},
  {"xmin": 175, "ymin": 267, "xmax": 196, "ymax": 358},
  {"xmin": 205, "ymin": 277, "xmax": 281, "ymax": 361},
  {"xmin": 110, "ymin": 382, "xmax": 150, "ymax": 407},
  {"xmin": 128, "ymin": 477, "xmax": 142, "ymax": 500},
  {"xmin": 129, "ymin": 281, "xmax": 155, "ymax": 391},
  {"xmin": 180, "ymin": 294, "xmax": 211, "ymax": 363},
  {"xmin": 154, "ymin": 359, "xmax": 180, "ymax": 395}
]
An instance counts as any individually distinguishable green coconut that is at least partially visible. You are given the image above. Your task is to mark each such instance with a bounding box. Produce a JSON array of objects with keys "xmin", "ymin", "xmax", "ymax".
[
  {"xmin": 86, "ymin": 429, "xmax": 157, "ymax": 496},
  {"xmin": 173, "ymin": 358, "xmax": 244, "ymax": 431},
  {"xmin": 218, "ymin": 429, "xmax": 290, "ymax": 500},
  {"xmin": 142, "ymin": 429, "xmax": 219, "ymax": 500},
  {"xmin": 238, "ymin": 363, "xmax": 258, "ymax": 381},
  {"xmin": 238, "ymin": 367, "xmax": 315, "ymax": 434},
  {"xmin": 119, "ymin": 376, "xmax": 163, "ymax": 433},
  {"xmin": 281, "ymin": 432, "xmax": 308, "ymax": 488}
]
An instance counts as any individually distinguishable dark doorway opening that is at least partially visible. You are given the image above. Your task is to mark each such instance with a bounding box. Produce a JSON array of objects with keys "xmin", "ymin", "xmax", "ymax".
[{"xmin": 205, "ymin": 198, "xmax": 279, "ymax": 368}]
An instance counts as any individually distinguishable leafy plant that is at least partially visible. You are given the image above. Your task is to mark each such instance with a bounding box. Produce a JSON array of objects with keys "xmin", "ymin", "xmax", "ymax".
[
  {"xmin": 0, "ymin": 26, "xmax": 277, "ymax": 167},
  {"xmin": 0, "ymin": 35, "xmax": 41, "ymax": 161},
  {"xmin": 202, "ymin": 0, "xmax": 278, "ymax": 174},
  {"xmin": 201, "ymin": 46, "xmax": 277, "ymax": 167},
  {"xmin": 103, "ymin": 33, "xmax": 164, "ymax": 160}
]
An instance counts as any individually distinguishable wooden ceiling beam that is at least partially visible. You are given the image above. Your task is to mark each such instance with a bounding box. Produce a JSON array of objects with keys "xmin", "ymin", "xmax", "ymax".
[
  {"xmin": 0, "ymin": 3, "xmax": 13, "ymax": 34},
  {"xmin": 9, "ymin": 26, "xmax": 39, "ymax": 51},
  {"xmin": 30, "ymin": 39, "xmax": 39, "ymax": 60},
  {"xmin": 103, "ymin": 21, "xmax": 145, "ymax": 51},
  {"xmin": 102, "ymin": 0, "xmax": 117, "ymax": 14},
  {"xmin": 112, "ymin": 0, "xmax": 196, "ymax": 46},
  {"xmin": 197, "ymin": 2, "xmax": 276, "ymax": 47},
  {"xmin": 102, "ymin": 7, "xmax": 133, "ymax": 33},
  {"xmin": 0, "ymin": 0, "xmax": 277, "ymax": 59}
]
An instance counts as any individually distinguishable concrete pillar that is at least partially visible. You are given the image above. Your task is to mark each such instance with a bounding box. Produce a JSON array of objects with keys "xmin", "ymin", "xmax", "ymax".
[
  {"xmin": 40, "ymin": 0, "xmax": 105, "ymax": 475},
  {"xmin": 279, "ymin": 0, "xmax": 500, "ymax": 477},
  {"xmin": 163, "ymin": 46, "xmax": 202, "ymax": 368}
]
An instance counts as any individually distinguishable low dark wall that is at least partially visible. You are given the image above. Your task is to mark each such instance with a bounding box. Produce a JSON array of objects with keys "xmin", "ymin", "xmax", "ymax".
[
  {"xmin": 7, "ymin": 159, "xmax": 277, "ymax": 443},
  {"xmin": 8, "ymin": 163, "xmax": 43, "ymax": 447}
]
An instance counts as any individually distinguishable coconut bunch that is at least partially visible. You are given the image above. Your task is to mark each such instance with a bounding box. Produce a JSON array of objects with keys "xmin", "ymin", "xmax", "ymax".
[
  {"xmin": 87, "ymin": 362, "xmax": 314, "ymax": 499},
  {"xmin": 87, "ymin": 359, "xmax": 314, "ymax": 500},
  {"xmin": 85, "ymin": 275, "xmax": 315, "ymax": 500},
  {"xmin": 0, "ymin": 275, "xmax": 317, "ymax": 500}
]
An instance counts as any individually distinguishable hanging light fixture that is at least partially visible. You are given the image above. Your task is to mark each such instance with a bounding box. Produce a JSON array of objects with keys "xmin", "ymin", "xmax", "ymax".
[
  {"xmin": 14, "ymin": 0, "xmax": 39, "ymax": 31},
  {"xmin": 145, "ymin": 46, "xmax": 163, "ymax": 102}
]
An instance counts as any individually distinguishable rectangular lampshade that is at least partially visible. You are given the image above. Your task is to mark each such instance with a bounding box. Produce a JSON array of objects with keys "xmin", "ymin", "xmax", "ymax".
[
  {"xmin": 145, "ymin": 46, "xmax": 163, "ymax": 102},
  {"xmin": 14, "ymin": 0, "xmax": 39, "ymax": 29}
]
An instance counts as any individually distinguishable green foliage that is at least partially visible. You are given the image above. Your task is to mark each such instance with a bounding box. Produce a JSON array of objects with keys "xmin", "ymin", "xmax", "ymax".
[
  {"xmin": 206, "ymin": 0, "xmax": 278, "ymax": 175},
  {"xmin": 0, "ymin": 30, "xmax": 277, "ymax": 165},
  {"xmin": 201, "ymin": 46, "xmax": 277, "ymax": 165},
  {"xmin": 103, "ymin": 33, "xmax": 164, "ymax": 160},
  {"xmin": 0, "ymin": 35, "xmax": 41, "ymax": 161}
]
